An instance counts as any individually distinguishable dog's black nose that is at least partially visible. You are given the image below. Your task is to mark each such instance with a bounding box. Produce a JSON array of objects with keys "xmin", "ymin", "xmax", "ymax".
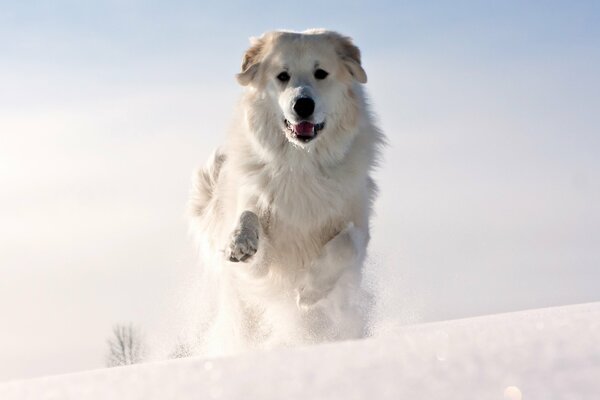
[{"xmin": 293, "ymin": 97, "xmax": 315, "ymax": 119}]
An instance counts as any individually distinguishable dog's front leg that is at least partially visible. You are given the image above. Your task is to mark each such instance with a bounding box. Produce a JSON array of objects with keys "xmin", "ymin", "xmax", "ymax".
[
  {"xmin": 226, "ymin": 210, "xmax": 261, "ymax": 263},
  {"xmin": 297, "ymin": 223, "xmax": 368, "ymax": 308}
]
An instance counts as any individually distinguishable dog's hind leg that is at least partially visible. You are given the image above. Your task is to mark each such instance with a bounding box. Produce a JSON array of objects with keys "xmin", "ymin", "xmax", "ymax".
[{"xmin": 189, "ymin": 148, "xmax": 226, "ymax": 218}]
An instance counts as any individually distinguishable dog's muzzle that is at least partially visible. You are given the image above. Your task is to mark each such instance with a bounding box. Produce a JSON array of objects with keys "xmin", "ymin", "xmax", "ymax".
[{"xmin": 284, "ymin": 120, "xmax": 325, "ymax": 143}]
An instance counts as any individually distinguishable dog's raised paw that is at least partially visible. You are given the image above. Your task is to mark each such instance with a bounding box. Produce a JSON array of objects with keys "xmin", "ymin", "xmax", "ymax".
[{"xmin": 226, "ymin": 228, "xmax": 259, "ymax": 262}]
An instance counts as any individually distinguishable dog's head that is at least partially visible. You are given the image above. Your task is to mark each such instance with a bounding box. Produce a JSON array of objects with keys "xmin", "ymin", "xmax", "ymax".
[{"xmin": 237, "ymin": 30, "xmax": 367, "ymax": 150}]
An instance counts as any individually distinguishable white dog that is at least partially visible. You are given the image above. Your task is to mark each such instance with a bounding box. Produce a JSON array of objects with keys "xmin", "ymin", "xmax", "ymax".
[{"xmin": 188, "ymin": 29, "xmax": 384, "ymax": 355}]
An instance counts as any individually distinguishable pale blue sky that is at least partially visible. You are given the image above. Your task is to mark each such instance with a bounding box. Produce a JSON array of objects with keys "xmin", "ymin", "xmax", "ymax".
[{"xmin": 1, "ymin": 1, "xmax": 599, "ymax": 381}]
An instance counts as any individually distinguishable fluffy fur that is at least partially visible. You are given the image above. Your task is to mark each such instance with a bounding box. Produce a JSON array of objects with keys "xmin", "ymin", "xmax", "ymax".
[{"xmin": 189, "ymin": 29, "xmax": 385, "ymax": 355}]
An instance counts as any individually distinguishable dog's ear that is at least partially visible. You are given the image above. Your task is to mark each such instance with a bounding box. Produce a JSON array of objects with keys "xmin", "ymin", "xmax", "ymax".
[
  {"xmin": 236, "ymin": 36, "xmax": 265, "ymax": 86},
  {"xmin": 332, "ymin": 34, "xmax": 367, "ymax": 84}
]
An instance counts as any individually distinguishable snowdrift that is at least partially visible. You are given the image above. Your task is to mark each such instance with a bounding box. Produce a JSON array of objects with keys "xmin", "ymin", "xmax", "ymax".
[{"xmin": 2, "ymin": 302, "xmax": 599, "ymax": 399}]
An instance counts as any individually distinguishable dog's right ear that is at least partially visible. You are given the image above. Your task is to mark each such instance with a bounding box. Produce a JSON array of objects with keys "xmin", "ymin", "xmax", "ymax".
[{"xmin": 236, "ymin": 37, "xmax": 265, "ymax": 86}]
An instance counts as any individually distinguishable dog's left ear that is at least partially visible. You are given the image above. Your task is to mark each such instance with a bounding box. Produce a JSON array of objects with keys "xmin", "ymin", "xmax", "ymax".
[
  {"xmin": 236, "ymin": 36, "xmax": 265, "ymax": 86},
  {"xmin": 332, "ymin": 33, "xmax": 367, "ymax": 84}
]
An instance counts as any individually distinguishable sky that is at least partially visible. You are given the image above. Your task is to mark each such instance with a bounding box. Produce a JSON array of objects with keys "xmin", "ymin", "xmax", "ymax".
[{"xmin": 1, "ymin": 0, "xmax": 599, "ymax": 381}]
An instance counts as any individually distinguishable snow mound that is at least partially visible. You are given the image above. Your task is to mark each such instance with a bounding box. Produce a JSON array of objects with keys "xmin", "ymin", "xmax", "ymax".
[{"xmin": 2, "ymin": 302, "xmax": 599, "ymax": 399}]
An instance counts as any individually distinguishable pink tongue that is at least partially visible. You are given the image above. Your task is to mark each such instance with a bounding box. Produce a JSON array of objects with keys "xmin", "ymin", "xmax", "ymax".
[{"xmin": 293, "ymin": 122, "xmax": 315, "ymax": 136}]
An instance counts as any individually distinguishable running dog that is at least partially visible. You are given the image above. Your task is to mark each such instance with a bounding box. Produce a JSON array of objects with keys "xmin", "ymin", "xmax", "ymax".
[{"xmin": 189, "ymin": 29, "xmax": 384, "ymax": 355}]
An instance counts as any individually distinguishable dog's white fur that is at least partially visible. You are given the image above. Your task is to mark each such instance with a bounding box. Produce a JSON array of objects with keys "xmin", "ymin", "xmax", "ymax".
[{"xmin": 189, "ymin": 29, "xmax": 384, "ymax": 355}]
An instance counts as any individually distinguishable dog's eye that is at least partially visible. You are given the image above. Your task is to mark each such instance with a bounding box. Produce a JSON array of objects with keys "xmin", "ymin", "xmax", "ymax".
[
  {"xmin": 277, "ymin": 72, "xmax": 290, "ymax": 82},
  {"xmin": 314, "ymin": 69, "xmax": 329, "ymax": 80}
]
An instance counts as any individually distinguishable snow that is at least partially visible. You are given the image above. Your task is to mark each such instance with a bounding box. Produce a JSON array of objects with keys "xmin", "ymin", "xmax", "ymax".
[{"xmin": 2, "ymin": 302, "xmax": 599, "ymax": 400}]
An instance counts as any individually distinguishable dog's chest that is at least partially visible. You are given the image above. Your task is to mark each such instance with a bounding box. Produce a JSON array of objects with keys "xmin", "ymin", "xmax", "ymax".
[
  {"xmin": 253, "ymin": 164, "xmax": 349, "ymax": 268},
  {"xmin": 255, "ymin": 163, "xmax": 349, "ymax": 229}
]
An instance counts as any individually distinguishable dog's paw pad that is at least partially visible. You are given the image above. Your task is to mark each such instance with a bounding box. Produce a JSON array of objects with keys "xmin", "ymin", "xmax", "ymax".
[{"xmin": 227, "ymin": 230, "xmax": 258, "ymax": 262}]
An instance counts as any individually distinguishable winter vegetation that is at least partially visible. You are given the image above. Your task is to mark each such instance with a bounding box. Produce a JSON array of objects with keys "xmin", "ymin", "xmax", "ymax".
[{"xmin": 105, "ymin": 324, "xmax": 146, "ymax": 367}]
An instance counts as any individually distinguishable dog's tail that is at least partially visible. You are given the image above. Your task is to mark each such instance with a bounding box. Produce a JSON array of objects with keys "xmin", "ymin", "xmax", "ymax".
[{"xmin": 189, "ymin": 148, "xmax": 226, "ymax": 219}]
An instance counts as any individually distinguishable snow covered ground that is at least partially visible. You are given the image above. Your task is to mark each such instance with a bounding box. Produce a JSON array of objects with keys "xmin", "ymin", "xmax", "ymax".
[{"xmin": 2, "ymin": 302, "xmax": 599, "ymax": 400}]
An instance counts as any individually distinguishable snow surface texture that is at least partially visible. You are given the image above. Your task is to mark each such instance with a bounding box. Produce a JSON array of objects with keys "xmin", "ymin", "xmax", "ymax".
[{"xmin": 2, "ymin": 302, "xmax": 599, "ymax": 400}]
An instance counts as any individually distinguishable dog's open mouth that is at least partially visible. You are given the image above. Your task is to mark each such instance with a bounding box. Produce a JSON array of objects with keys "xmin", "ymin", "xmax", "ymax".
[{"xmin": 284, "ymin": 120, "xmax": 325, "ymax": 143}]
